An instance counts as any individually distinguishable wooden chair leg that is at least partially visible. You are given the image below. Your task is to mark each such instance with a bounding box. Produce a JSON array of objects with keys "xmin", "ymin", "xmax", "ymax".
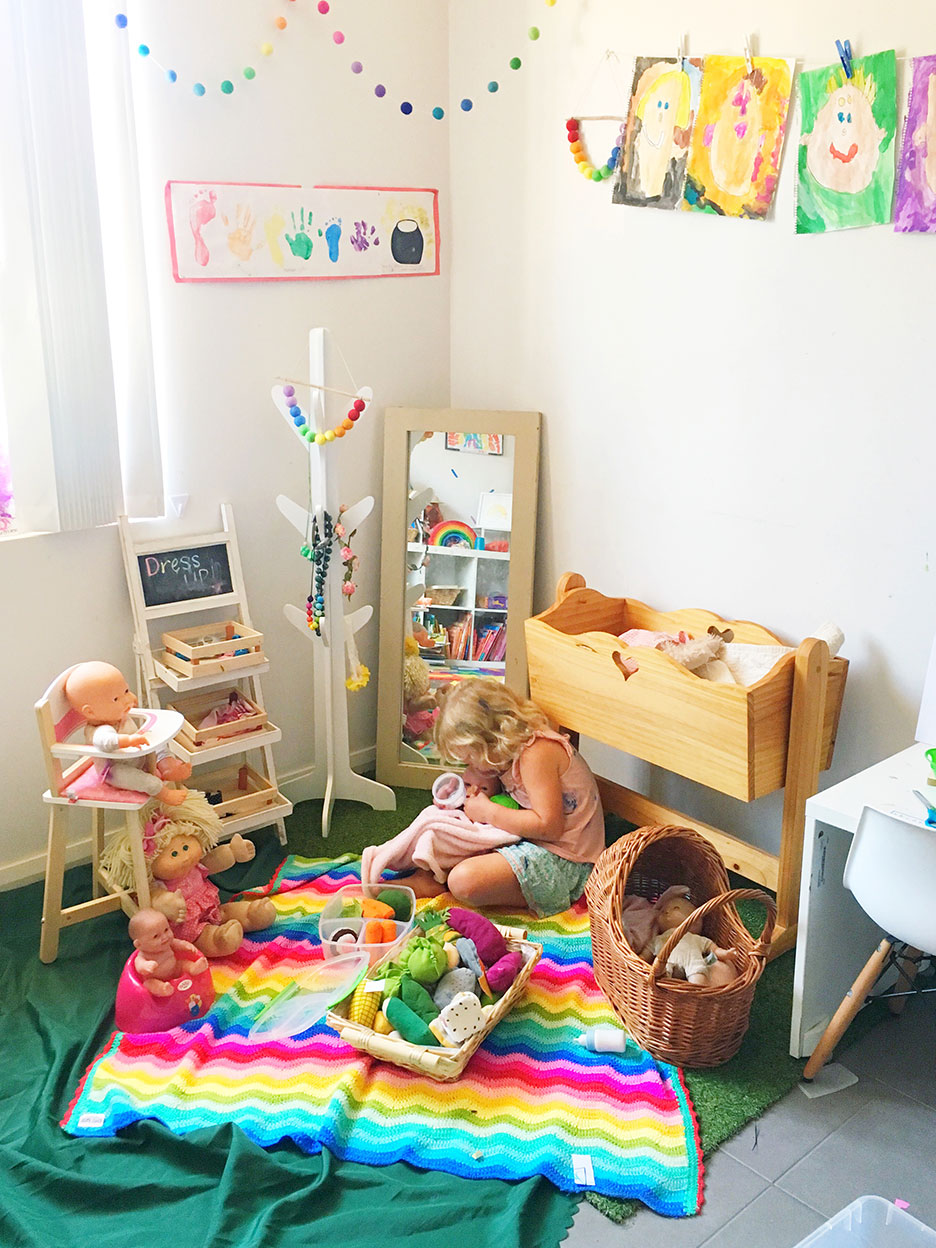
[
  {"xmin": 90, "ymin": 808, "xmax": 106, "ymax": 899},
  {"xmin": 889, "ymin": 945, "xmax": 921, "ymax": 1016},
  {"xmin": 40, "ymin": 807, "xmax": 67, "ymax": 964},
  {"xmin": 803, "ymin": 937, "xmax": 892, "ymax": 1080}
]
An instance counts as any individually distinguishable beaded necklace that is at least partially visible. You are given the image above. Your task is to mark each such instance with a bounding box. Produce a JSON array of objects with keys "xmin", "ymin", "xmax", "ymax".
[{"xmin": 301, "ymin": 507, "xmax": 359, "ymax": 635}]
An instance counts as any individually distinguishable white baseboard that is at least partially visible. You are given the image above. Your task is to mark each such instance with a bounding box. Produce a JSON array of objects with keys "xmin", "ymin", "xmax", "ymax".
[{"xmin": 0, "ymin": 746, "xmax": 381, "ymax": 893}]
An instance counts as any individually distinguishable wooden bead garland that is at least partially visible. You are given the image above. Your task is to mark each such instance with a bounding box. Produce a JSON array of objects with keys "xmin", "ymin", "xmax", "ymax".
[{"xmin": 282, "ymin": 384, "xmax": 368, "ymax": 444}]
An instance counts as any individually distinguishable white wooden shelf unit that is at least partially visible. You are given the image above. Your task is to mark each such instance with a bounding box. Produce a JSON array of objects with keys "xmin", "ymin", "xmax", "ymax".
[{"xmin": 119, "ymin": 506, "xmax": 290, "ymax": 845}]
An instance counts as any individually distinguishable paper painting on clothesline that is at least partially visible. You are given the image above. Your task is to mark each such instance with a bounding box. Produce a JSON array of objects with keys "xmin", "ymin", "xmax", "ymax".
[
  {"xmin": 895, "ymin": 55, "xmax": 936, "ymax": 234},
  {"xmin": 796, "ymin": 50, "xmax": 898, "ymax": 233},
  {"xmin": 612, "ymin": 57, "xmax": 703, "ymax": 209},
  {"xmin": 165, "ymin": 181, "xmax": 440, "ymax": 281},
  {"xmin": 683, "ymin": 55, "xmax": 794, "ymax": 219}
]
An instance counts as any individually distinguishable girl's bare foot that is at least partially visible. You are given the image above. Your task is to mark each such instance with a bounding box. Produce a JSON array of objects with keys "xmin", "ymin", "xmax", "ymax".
[{"xmin": 400, "ymin": 869, "xmax": 448, "ymax": 899}]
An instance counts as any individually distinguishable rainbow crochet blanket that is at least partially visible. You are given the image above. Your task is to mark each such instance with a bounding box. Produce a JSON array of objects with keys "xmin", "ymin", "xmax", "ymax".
[{"xmin": 63, "ymin": 857, "xmax": 703, "ymax": 1217}]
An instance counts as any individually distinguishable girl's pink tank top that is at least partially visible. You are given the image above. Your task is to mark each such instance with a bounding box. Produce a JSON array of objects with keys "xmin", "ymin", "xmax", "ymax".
[{"xmin": 500, "ymin": 730, "xmax": 605, "ymax": 864}]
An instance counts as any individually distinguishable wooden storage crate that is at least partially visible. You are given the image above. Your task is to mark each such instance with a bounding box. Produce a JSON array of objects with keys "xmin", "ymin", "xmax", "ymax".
[
  {"xmin": 167, "ymin": 688, "xmax": 270, "ymax": 752},
  {"xmin": 327, "ymin": 923, "xmax": 542, "ymax": 1081},
  {"xmin": 161, "ymin": 622, "xmax": 265, "ymax": 678},
  {"xmin": 195, "ymin": 762, "xmax": 279, "ymax": 822},
  {"xmin": 525, "ymin": 575, "xmax": 847, "ymax": 803}
]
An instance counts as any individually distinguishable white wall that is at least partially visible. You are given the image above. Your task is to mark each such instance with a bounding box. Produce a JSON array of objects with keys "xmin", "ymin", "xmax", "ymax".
[
  {"xmin": 0, "ymin": 0, "xmax": 450, "ymax": 883},
  {"xmin": 449, "ymin": 0, "xmax": 936, "ymax": 855}
]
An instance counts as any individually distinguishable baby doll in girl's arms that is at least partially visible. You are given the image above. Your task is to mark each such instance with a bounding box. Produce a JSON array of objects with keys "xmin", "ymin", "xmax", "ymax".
[
  {"xmin": 64, "ymin": 661, "xmax": 192, "ymax": 805},
  {"xmin": 403, "ymin": 679, "xmax": 605, "ymax": 917}
]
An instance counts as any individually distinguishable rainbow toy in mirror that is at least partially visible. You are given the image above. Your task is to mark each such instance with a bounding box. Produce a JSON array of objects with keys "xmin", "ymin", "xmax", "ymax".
[{"xmin": 428, "ymin": 520, "xmax": 477, "ymax": 548}]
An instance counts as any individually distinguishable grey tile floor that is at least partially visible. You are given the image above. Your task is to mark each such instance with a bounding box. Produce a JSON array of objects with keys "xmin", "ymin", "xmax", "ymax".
[{"xmin": 566, "ymin": 989, "xmax": 936, "ymax": 1247}]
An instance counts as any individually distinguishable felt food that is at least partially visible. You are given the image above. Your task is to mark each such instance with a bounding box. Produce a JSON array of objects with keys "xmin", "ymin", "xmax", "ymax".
[
  {"xmin": 348, "ymin": 981, "xmax": 381, "ymax": 1027},
  {"xmin": 363, "ymin": 919, "xmax": 397, "ymax": 944},
  {"xmin": 400, "ymin": 977, "xmax": 440, "ymax": 1024},
  {"xmin": 373, "ymin": 1010, "xmax": 392, "ymax": 1035},
  {"xmin": 376, "ymin": 889, "xmax": 411, "ymax": 921},
  {"xmin": 448, "ymin": 908, "xmax": 507, "ymax": 967},
  {"xmin": 385, "ymin": 996, "xmax": 436, "ymax": 1046},
  {"xmin": 485, "ymin": 950, "xmax": 523, "ymax": 994},
  {"xmin": 432, "ymin": 966, "xmax": 477, "ymax": 1009},
  {"xmin": 398, "ymin": 936, "xmax": 448, "ymax": 983},
  {"xmin": 442, "ymin": 942, "xmax": 460, "ymax": 971},
  {"xmin": 330, "ymin": 926, "xmax": 359, "ymax": 943},
  {"xmin": 341, "ymin": 899, "xmax": 363, "ymax": 919},
  {"xmin": 438, "ymin": 992, "xmax": 485, "ymax": 1045},
  {"xmin": 361, "ymin": 898, "xmax": 395, "ymax": 920}
]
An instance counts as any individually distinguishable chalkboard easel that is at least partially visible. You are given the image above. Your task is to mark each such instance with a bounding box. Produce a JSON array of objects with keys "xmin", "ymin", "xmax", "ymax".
[{"xmin": 118, "ymin": 505, "xmax": 290, "ymax": 847}]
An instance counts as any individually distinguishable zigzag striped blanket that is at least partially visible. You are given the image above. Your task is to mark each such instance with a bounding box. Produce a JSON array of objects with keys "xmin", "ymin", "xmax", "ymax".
[{"xmin": 63, "ymin": 856, "xmax": 703, "ymax": 1217}]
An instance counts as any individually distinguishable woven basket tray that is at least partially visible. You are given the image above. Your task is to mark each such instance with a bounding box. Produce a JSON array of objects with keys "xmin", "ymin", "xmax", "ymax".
[
  {"xmin": 326, "ymin": 923, "xmax": 541, "ymax": 1081},
  {"xmin": 586, "ymin": 825, "xmax": 776, "ymax": 1068}
]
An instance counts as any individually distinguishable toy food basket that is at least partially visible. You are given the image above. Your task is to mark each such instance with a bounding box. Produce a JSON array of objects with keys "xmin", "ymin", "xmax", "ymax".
[
  {"xmin": 524, "ymin": 574, "xmax": 847, "ymax": 802},
  {"xmin": 327, "ymin": 922, "xmax": 542, "ymax": 1081},
  {"xmin": 586, "ymin": 824, "xmax": 776, "ymax": 1068}
]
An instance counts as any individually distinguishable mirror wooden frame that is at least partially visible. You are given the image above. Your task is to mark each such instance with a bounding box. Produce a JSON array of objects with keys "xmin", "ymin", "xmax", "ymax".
[{"xmin": 376, "ymin": 407, "xmax": 541, "ymax": 790}]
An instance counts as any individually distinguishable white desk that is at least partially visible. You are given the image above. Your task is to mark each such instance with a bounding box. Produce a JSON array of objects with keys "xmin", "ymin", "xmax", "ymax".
[{"xmin": 790, "ymin": 744, "xmax": 934, "ymax": 1057}]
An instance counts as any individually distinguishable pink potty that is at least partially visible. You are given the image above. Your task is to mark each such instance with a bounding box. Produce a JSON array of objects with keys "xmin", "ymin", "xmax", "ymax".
[{"xmin": 114, "ymin": 951, "xmax": 215, "ymax": 1034}]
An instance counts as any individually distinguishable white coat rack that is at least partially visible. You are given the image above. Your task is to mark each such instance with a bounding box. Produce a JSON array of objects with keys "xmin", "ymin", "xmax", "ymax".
[{"xmin": 271, "ymin": 328, "xmax": 395, "ymax": 838}]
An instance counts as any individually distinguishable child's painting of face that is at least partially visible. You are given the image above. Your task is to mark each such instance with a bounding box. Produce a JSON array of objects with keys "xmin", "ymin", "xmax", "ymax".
[
  {"xmin": 797, "ymin": 51, "xmax": 897, "ymax": 234},
  {"xmin": 683, "ymin": 55, "xmax": 793, "ymax": 219},
  {"xmin": 895, "ymin": 55, "xmax": 936, "ymax": 235},
  {"xmin": 612, "ymin": 57, "xmax": 702, "ymax": 209}
]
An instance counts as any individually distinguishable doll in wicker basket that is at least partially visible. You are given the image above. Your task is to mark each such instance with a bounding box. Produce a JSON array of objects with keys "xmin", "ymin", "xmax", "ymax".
[{"xmin": 640, "ymin": 887, "xmax": 739, "ymax": 988}]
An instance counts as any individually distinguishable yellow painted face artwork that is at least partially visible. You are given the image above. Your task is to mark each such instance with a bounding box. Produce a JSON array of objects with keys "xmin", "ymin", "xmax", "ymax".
[
  {"xmin": 634, "ymin": 68, "xmax": 690, "ymax": 197},
  {"xmin": 805, "ymin": 80, "xmax": 885, "ymax": 193},
  {"xmin": 708, "ymin": 76, "xmax": 765, "ymax": 197}
]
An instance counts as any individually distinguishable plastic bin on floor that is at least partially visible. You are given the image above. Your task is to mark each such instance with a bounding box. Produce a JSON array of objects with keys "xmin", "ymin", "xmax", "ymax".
[{"xmin": 793, "ymin": 1196, "xmax": 936, "ymax": 1247}]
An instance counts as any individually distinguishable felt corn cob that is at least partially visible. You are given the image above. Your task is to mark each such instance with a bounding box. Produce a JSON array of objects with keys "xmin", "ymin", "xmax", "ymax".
[{"xmin": 348, "ymin": 980, "xmax": 382, "ymax": 1027}]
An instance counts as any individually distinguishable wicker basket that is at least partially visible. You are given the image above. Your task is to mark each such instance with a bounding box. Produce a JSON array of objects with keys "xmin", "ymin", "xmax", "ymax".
[
  {"xmin": 327, "ymin": 923, "xmax": 541, "ymax": 1080},
  {"xmin": 426, "ymin": 585, "xmax": 463, "ymax": 606},
  {"xmin": 586, "ymin": 825, "xmax": 776, "ymax": 1068}
]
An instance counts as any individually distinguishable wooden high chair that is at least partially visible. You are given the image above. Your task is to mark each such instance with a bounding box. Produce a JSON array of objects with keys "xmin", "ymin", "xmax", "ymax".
[{"xmin": 35, "ymin": 666, "xmax": 184, "ymax": 963}]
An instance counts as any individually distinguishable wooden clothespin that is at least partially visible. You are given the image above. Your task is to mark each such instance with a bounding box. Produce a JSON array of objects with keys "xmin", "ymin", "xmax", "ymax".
[
  {"xmin": 743, "ymin": 34, "xmax": 754, "ymax": 75},
  {"xmin": 835, "ymin": 38, "xmax": 853, "ymax": 79}
]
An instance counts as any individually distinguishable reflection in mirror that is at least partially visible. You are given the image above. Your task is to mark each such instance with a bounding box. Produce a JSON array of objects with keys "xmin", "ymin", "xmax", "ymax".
[{"xmin": 401, "ymin": 432, "xmax": 515, "ymax": 765}]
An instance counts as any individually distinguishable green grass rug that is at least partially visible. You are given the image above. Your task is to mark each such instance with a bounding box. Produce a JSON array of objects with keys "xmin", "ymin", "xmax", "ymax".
[{"xmin": 293, "ymin": 793, "xmax": 888, "ymax": 1224}]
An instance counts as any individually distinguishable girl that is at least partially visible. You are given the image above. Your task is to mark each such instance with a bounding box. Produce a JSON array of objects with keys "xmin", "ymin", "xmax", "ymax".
[{"xmin": 404, "ymin": 678, "xmax": 604, "ymax": 916}]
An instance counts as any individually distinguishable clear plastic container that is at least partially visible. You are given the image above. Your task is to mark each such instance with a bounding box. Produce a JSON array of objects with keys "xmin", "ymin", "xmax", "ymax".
[
  {"xmin": 319, "ymin": 883, "xmax": 416, "ymax": 966},
  {"xmin": 794, "ymin": 1196, "xmax": 936, "ymax": 1248}
]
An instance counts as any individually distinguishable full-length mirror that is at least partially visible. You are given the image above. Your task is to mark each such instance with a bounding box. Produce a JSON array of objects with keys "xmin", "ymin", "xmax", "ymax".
[{"xmin": 376, "ymin": 408, "xmax": 541, "ymax": 789}]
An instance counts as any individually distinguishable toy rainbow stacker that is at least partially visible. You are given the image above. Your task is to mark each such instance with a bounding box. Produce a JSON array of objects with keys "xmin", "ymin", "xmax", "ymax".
[{"xmin": 428, "ymin": 520, "xmax": 476, "ymax": 548}]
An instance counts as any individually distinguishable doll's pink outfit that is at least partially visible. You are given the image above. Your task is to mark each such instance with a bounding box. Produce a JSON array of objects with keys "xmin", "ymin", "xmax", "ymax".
[{"xmin": 167, "ymin": 863, "xmax": 224, "ymax": 943}]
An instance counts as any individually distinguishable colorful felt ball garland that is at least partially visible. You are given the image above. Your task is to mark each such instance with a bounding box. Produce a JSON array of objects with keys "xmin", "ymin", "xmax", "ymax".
[
  {"xmin": 566, "ymin": 117, "xmax": 625, "ymax": 182},
  {"xmin": 282, "ymin": 384, "xmax": 368, "ymax": 444}
]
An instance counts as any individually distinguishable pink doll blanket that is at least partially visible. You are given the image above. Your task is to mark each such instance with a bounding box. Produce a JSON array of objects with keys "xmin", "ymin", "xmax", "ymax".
[{"xmin": 361, "ymin": 806, "xmax": 519, "ymax": 885}]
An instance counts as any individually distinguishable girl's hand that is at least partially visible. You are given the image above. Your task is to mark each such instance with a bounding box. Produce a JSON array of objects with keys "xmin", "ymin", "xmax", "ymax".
[{"xmin": 464, "ymin": 792, "xmax": 496, "ymax": 823}]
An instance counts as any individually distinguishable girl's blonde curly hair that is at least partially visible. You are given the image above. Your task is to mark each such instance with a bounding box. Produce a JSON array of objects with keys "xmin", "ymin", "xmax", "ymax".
[
  {"xmin": 433, "ymin": 677, "xmax": 551, "ymax": 773},
  {"xmin": 100, "ymin": 790, "xmax": 221, "ymax": 890}
]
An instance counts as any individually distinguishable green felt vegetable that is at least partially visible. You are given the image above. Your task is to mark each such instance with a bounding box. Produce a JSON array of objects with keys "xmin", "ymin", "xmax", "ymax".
[
  {"xmin": 414, "ymin": 907, "xmax": 449, "ymax": 932},
  {"xmin": 400, "ymin": 977, "xmax": 440, "ymax": 1023},
  {"xmin": 376, "ymin": 889, "xmax": 411, "ymax": 921},
  {"xmin": 385, "ymin": 997, "xmax": 436, "ymax": 1046},
  {"xmin": 489, "ymin": 793, "xmax": 520, "ymax": 809},
  {"xmin": 340, "ymin": 898, "xmax": 363, "ymax": 919},
  {"xmin": 399, "ymin": 936, "xmax": 448, "ymax": 984}
]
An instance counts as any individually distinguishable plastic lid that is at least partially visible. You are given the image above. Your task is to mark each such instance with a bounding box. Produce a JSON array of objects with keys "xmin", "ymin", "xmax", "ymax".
[{"xmin": 250, "ymin": 952, "xmax": 369, "ymax": 1040}]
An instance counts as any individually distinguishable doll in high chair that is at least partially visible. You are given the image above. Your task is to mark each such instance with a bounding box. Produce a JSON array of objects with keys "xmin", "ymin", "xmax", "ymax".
[{"xmin": 64, "ymin": 660, "xmax": 192, "ymax": 805}]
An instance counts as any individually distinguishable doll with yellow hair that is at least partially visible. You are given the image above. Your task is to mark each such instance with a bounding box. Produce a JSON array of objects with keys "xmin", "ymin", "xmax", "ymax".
[
  {"xmin": 397, "ymin": 678, "xmax": 604, "ymax": 916},
  {"xmin": 103, "ymin": 792, "xmax": 276, "ymax": 957}
]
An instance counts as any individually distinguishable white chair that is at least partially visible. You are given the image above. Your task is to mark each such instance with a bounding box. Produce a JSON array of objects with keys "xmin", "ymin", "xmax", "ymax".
[
  {"xmin": 35, "ymin": 666, "xmax": 183, "ymax": 963},
  {"xmin": 803, "ymin": 805, "xmax": 936, "ymax": 1079}
]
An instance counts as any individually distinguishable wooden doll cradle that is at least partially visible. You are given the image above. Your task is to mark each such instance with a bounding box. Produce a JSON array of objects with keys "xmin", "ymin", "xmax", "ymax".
[{"xmin": 524, "ymin": 574, "xmax": 849, "ymax": 957}]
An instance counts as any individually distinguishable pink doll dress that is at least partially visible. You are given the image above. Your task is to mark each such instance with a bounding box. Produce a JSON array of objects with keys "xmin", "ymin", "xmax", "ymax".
[{"xmin": 169, "ymin": 863, "xmax": 223, "ymax": 944}]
